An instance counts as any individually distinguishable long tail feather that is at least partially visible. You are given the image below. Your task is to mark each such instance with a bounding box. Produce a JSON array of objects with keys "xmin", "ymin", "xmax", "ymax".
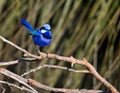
[{"xmin": 21, "ymin": 18, "xmax": 34, "ymax": 32}]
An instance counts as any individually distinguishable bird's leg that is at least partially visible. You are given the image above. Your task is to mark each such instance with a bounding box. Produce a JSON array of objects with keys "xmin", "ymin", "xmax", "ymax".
[
  {"xmin": 33, "ymin": 44, "xmax": 41, "ymax": 54},
  {"xmin": 36, "ymin": 46, "xmax": 43, "ymax": 56},
  {"xmin": 40, "ymin": 47, "xmax": 48, "ymax": 54},
  {"xmin": 39, "ymin": 47, "xmax": 49, "ymax": 58},
  {"xmin": 35, "ymin": 45, "xmax": 44, "ymax": 58},
  {"xmin": 34, "ymin": 45, "xmax": 48, "ymax": 58},
  {"xmin": 39, "ymin": 47, "xmax": 44, "ymax": 52}
]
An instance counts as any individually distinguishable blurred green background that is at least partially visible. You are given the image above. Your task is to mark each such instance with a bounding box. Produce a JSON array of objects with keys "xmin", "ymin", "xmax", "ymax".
[{"xmin": 0, "ymin": 0, "xmax": 119, "ymax": 93}]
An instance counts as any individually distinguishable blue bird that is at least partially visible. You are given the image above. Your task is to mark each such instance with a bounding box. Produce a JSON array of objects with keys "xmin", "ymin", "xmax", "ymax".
[{"xmin": 21, "ymin": 18, "xmax": 52, "ymax": 51}]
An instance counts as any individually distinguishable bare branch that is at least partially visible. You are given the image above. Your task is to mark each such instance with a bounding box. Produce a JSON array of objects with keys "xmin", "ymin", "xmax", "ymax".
[
  {"xmin": 28, "ymin": 78, "xmax": 103, "ymax": 93},
  {"xmin": 0, "ymin": 68, "xmax": 103, "ymax": 93},
  {"xmin": 21, "ymin": 64, "xmax": 90, "ymax": 76},
  {"xmin": 0, "ymin": 35, "xmax": 119, "ymax": 93},
  {"xmin": 0, "ymin": 68, "xmax": 38, "ymax": 93},
  {"xmin": 0, "ymin": 58, "xmax": 37, "ymax": 66},
  {"xmin": 0, "ymin": 80, "xmax": 34, "ymax": 93},
  {"xmin": 0, "ymin": 36, "xmax": 41, "ymax": 59},
  {"xmin": 0, "ymin": 60, "xmax": 18, "ymax": 66}
]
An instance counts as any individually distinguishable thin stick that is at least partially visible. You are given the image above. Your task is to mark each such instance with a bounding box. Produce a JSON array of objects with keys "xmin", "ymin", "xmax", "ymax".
[
  {"xmin": 0, "ymin": 60, "xmax": 18, "ymax": 66},
  {"xmin": 0, "ymin": 80, "xmax": 34, "ymax": 93},
  {"xmin": 21, "ymin": 64, "xmax": 90, "ymax": 76},
  {"xmin": 0, "ymin": 58, "xmax": 37, "ymax": 66},
  {"xmin": 0, "ymin": 36, "xmax": 41, "ymax": 59}
]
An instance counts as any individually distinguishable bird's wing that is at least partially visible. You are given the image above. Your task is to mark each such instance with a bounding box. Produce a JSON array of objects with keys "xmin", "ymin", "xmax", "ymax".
[{"xmin": 21, "ymin": 18, "xmax": 34, "ymax": 32}]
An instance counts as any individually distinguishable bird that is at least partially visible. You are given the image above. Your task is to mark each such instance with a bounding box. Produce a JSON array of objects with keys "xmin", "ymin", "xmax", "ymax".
[{"xmin": 21, "ymin": 18, "xmax": 52, "ymax": 51}]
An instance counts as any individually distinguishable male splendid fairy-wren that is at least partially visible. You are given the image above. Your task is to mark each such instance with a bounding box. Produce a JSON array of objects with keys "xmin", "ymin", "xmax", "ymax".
[{"xmin": 21, "ymin": 18, "xmax": 52, "ymax": 51}]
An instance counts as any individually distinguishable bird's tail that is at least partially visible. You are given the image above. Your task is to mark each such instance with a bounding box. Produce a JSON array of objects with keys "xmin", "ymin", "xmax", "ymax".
[{"xmin": 21, "ymin": 18, "xmax": 35, "ymax": 34}]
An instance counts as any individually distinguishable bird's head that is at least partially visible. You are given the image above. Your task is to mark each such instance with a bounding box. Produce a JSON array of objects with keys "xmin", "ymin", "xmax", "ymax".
[
  {"xmin": 40, "ymin": 24, "xmax": 51, "ymax": 33},
  {"xmin": 40, "ymin": 24, "xmax": 52, "ymax": 39}
]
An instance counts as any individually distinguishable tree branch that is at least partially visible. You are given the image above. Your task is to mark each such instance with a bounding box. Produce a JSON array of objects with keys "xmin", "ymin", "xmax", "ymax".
[
  {"xmin": 0, "ymin": 68, "xmax": 103, "ymax": 93},
  {"xmin": 0, "ymin": 80, "xmax": 34, "ymax": 93},
  {"xmin": 21, "ymin": 64, "xmax": 90, "ymax": 77},
  {"xmin": 0, "ymin": 68, "xmax": 38, "ymax": 93},
  {"xmin": 0, "ymin": 35, "xmax": 119, "ymax": 93},
  {"xmin": 28, "ymin": 78, "xmax": 103, "ymax": 93}
]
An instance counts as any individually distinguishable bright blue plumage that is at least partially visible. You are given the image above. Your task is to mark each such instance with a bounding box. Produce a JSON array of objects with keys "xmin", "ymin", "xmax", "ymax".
[{"xmin": 21, "ymin": 18, "xmax": 52, "ymax": 47}]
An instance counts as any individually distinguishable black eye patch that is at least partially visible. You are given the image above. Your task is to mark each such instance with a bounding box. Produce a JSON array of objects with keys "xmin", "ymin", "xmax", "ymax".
[
  {"xmin": 40, "ymin": 27, "xmax": 49, "ymax": 30},
  {"xmin": 40, "ymin": 27, "xmax": 45, "ymax": 29}
]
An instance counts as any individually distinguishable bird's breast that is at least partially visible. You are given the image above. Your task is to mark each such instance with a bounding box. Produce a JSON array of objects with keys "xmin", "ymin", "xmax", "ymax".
[{"xmin": 32, "ymin": 35, "xmax": 52, "ymax": 47}]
